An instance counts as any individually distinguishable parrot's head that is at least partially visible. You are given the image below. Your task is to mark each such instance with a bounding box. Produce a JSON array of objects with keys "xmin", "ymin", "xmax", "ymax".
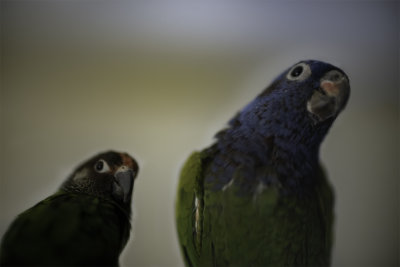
[
  {"xmin": 61, "ymin": 151, "xmax": 139, "ymax": 210},
  {"xmin": 265, "ymin": 60, "xmax": 350, "ymax": 124},
  {"xmin": 243, "ymin": 60, "xmax": 350, "ymax": 148},
  {"xmin": 293, "ymin": 60, "xmax": 349, "ymax": 122}
]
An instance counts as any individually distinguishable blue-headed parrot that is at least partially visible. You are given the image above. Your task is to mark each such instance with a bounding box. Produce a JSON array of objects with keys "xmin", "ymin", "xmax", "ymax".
[{"xmin": 176, "ymin": 60, "xmax": 350, "ymax": 266}]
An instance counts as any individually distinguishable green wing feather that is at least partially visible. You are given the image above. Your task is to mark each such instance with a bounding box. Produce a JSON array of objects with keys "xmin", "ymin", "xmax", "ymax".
[
  {"xmin": 176, "ymin": 151, "xmax": 334, "ymax": 266},
  {"xmin": 0, "ymin": 191, "xmax": 131, "ymax": 266},
  {"xmin": 175, "ymin": 151, "xmax": 208, "ymax": 266}
]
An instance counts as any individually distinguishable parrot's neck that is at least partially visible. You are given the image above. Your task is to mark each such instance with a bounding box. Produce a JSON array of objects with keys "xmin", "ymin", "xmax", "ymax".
[
  {"xmin": 212, "ymin": 100, "xmax": 331, "ymax": 193},
  {"xmin": 219, "ymin": 122, "xmax": 321, "ymax": 168},
  {"xmin": 232, "ymin": 101, "xmax": 326, "ymax": 163}
]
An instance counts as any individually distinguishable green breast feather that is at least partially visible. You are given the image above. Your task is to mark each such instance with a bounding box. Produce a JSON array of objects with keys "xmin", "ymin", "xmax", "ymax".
[
  {"xmin": 0, "ymin": 192, "xmax": 130, "ymax": 265},
  {"xmin": 175, "ymin": 150, "xmax": 334, "ymax": 266}
]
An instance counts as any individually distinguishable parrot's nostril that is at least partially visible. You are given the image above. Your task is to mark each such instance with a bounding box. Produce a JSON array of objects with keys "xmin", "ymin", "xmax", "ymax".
[
  {"xmin": 332, "ymin": 73, "xmax": 340, "ymax": 81},
  {"xmin": 323, "ymin": 70, "xmax": 345, "ymax": 83}
]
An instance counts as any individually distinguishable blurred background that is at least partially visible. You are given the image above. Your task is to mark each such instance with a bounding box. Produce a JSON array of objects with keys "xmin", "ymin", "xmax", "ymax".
[{"xmin": 1, "ymin": 1, "xmax": 398, "ymax": 266}]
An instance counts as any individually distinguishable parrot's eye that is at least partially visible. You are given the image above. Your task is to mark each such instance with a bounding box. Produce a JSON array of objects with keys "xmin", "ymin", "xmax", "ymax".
[
  {"xmin": 286, "ymin": 63, "xmax": 311, "ymax": 81},
  {"xmin": 291, "ymin": 66, "xmax": 303, "ymax": 77},
  {"xmin": 94, "ymin": 159, "xmax": 110, "ymax": 173}
]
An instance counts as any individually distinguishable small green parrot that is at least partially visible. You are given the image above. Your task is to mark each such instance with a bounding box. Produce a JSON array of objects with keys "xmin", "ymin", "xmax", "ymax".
[
  {"xmin": 175, "ymin": 60, "xmax": 350, "ymax": 266},
  {"xmin": 0, "ymin": 151, "xmax": 139, "ymax": 266}
]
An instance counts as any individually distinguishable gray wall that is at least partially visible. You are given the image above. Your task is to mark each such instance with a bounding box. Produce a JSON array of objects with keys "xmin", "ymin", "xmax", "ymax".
[{"xmin": 1, "ymin": 1, "xmax": 398, "ymax": 266}]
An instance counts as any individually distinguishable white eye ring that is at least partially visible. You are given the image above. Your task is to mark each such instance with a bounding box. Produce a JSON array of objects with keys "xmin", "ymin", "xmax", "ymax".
[
  {"xmin": 286, "ymin": 62, "xmax": 312, "ymax": 81},
  {"xmin": 94, "ymin": 159, "xmax": 110, "ymax": 173}
]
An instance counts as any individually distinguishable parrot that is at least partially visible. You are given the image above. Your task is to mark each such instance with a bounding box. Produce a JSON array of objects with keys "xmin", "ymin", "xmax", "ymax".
[
  {"xmin": 175, "ymin": 60, "xmax": 350, "ymax": 266},
  {"xmin": 0, "ymin": 150, "xmax": 139, "ymax": 266}
]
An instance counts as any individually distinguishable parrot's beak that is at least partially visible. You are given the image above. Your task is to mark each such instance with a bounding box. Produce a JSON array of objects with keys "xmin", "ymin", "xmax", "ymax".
[
  {"xmin": 112, "ymin": 166, "xmax": 136, "ymax": 204},
  {"xmin": 307, "ymin": 69, "xmax": 350, "ymax": 123}
]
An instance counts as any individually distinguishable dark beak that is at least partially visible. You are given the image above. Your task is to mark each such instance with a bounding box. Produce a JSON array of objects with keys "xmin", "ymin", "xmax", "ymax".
[
  {"xmin": 307, "ymin": 69, "xmax": 350, "ymax": 123},
  {"xmin": 112, "ymin": 168, "xmax": 136, "ymax": 203}
]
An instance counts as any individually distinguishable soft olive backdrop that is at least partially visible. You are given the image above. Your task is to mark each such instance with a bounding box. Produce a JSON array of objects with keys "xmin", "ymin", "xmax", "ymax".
[{"xmin": 1, "ymin": 1, "xmax": 398, "ymax": 266}]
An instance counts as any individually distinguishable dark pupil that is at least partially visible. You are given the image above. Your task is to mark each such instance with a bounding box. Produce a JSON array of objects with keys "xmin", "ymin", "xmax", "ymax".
[
  {"xmin": 95, "ymin": 161, "xmax": 104, "ymax": 171},
  {"xmin": 291, "ymin": 66, "xmax": 303, "ymax": 77}
]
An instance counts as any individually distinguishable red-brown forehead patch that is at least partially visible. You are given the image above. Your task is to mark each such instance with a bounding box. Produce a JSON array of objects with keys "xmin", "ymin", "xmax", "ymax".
[{"xmin": 120, "ymin": 153, "xmax": 138, "ymax": 171}]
